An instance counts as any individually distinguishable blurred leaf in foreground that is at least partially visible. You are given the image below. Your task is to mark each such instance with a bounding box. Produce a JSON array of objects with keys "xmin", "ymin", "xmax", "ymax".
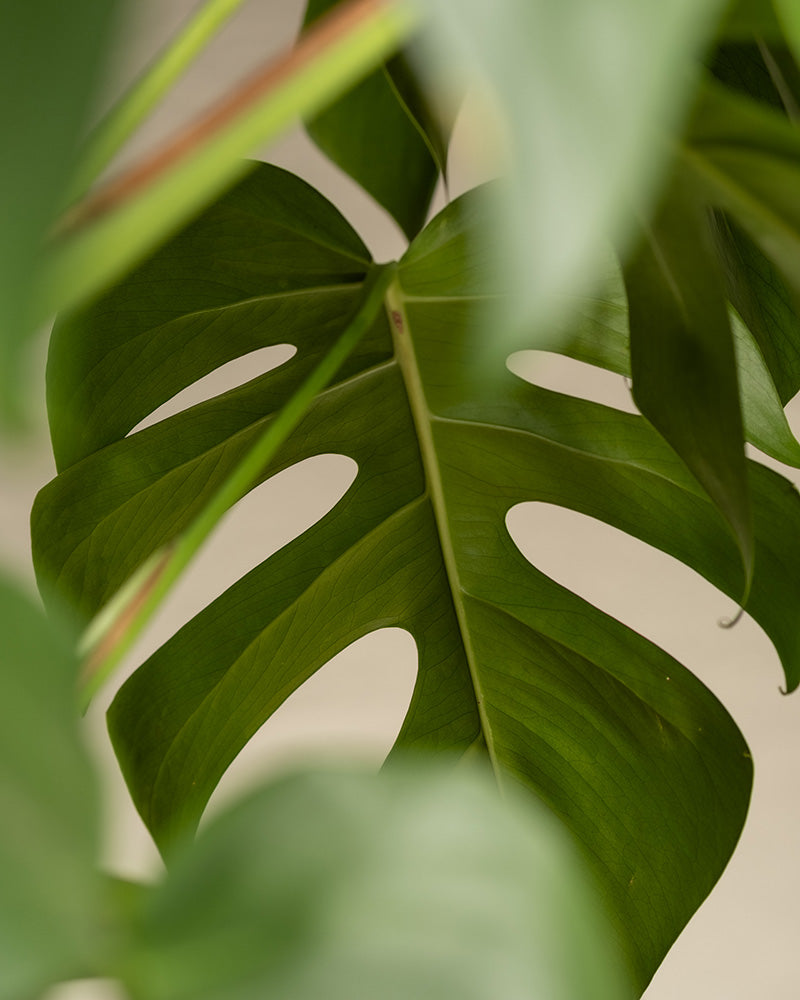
[
  {"xmin": 421, "ymin": 0, "xmax": 726, "ymax": 338},
  {"xmin": 0, "ymin": 0, "xmax": 122, "ymax": 425},
  {"xmin": 0, "ymin": 576, "xmax": 102, "ymax": 999},
  {"xmin": 121, "ymin": 765, "xmax": 632, "ymax": 1000}
]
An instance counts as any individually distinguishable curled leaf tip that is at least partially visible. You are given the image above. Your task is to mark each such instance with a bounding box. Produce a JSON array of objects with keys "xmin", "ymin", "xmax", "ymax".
[{"xmin": 718, "ymin": 604, "xmax": 745, "ymax": 629}]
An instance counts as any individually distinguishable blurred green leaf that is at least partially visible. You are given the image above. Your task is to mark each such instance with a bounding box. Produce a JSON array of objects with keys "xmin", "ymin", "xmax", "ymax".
[
  {"xmin": 0, "ymin": 576, "xmax": 102, "ymax": 999},
  {"xmin": 302, "ymin": 0, "xmax": 444, "ymax": 239},
  {"xmin": 623, "ymin": 170, "xmax": 753, "ymax": 593},
  {"xmin": 120, "ymin": 766, "xmax": 631, "ymax": 1000},
  {"xmin": 32, "ymin": 170, "xmax": 758, "ymax": 990},
  {"xmin": 0, "ymin": 0, "xmax": 121, "ymax": 425},
  {"xmin": 422, "ymin": 0, "xmax": 727, "ymax": 334}
]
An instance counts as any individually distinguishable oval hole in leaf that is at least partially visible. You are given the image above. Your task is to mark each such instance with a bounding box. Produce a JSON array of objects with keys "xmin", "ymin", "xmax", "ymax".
[
  {"xmin": 116, "ymin": 455, "xmax": 360, "ymax": 680},
  {"xmin": 505, "ymin": 501, "xmax": 777, "ymax": 691},
  {"xmin": 128, "ymin": 343, "xmax": 297, "ymax": 434},
  {"xmin": 44, "ymin": 980, "xmax": 127, "ymax": 1000},
  {"xmin": 203, "ymin": 627, "xmax": 418, "ymax": 824},
  {"xmin": 507, "ymin": 351, "xmax": 637, "ymax": 413}
]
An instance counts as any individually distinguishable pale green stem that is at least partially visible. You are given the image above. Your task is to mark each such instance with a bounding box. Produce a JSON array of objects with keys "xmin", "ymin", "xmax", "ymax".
[
  {"xmin": 69, "ymin": 0, "xmax": 249, "ymax": 199},
  {"xmin": 41, "ymin": 0, "xmax": 419, "ymax": 323},
  {"xmin": 79, "ymin": 262, "xmax": 397, "ymax": 710}
]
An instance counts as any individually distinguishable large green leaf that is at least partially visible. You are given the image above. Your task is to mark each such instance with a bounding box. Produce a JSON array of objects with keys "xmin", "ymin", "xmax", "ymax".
[
  {"xmin": 0, "ymin": 0, "xmax": 122, "ymax": 423},
  {"xmin": 119, "ymin": 765, "xmax": 630, "ymax": 1000},
  {"xmin": 302, "ymin": 0, "xmax": 444, "ymax": 239},
  {"xmin": 32, "ymin": 164, "xmax": 772, "ymax": 991},
  {"xmin": 0, "ymin": 577, "xmax": 102, "ymax": 999}
]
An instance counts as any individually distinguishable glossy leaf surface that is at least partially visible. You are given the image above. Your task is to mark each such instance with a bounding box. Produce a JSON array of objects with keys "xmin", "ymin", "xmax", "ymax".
[
  {"xmin": 31, "ymin": 166, "xmax": 767, "ymax": 991},
  {"xmin": 121, "ymin": 766, "xmax": 630, "ymax": 1000},
  {"xmin": 302, "ymin": 0, "xmax": 443, "ymax": 239},
  {"xmin": 0, "ymin": 577, "xmax": 102, "ymax": 1000},
  {"xmin": 0, "ymin": 0, "xmax": 121, "ymax": 422}
]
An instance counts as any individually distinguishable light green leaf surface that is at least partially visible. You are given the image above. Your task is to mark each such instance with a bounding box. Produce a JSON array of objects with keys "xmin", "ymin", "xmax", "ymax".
[
  {"xmin": 422, "ymin": 0, "xmax": 726, "ymax": 334},
  {"xmin": 0, "ymin": 0, "xmax": 121, "ymax": 423},
  {"xmin": 773, "ymin": 0, "xmax": 800, "ymax": 66},
  {"xmin": 719, "ymin": 0, "xmax": 783, "ymax": 40},
  {"xmin": 302, "ymin": 0, "xmax": 443, "ymax": 239},
  {"xmin": 120, "ymin": 766, "xmax": 631, "ymax": 1000},
  {"xmin": 0, "ymin": 577, "xmax": 102, "ymax": 1000},
  {"xmin": 31, "ymin": 166, "xmax": 767, "ymax": 991},
  {"xmin": 622, "ymin": 172, "xmax": 753, "ymax": 591}
]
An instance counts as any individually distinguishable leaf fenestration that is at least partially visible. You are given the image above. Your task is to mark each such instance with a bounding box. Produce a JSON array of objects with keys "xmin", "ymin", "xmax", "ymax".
[{"xmin": 31, "ymin": 167, "xmax": 763, "ymax": 991}]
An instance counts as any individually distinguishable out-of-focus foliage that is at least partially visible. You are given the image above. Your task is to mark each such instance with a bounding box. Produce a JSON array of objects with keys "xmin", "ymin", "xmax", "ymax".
[
  {"xmin": 0, "ymin": 0, "xmax": 121, "ymax": 425},
  {"xmin": 0, "ymin": 578, "xmax": 102, "ymax": 1000},
  {"xmin": 120, "ymin": 766, "xmax": 631, "ymax": 1000},
  {"xmin": 7, "ymin": 2, "xmax": 800, "ymax": 999}
]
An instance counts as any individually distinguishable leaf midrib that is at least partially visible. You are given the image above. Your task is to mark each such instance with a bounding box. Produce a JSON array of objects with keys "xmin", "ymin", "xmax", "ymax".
[{"xmin": 388, "ymin": 279, "xmax": 502, "ymax": 784}]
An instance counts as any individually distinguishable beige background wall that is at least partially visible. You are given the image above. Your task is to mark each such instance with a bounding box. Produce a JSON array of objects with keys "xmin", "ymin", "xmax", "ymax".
[{"xmin": 1, "ymin": 2, "xmax": 798, "ymax": 996}]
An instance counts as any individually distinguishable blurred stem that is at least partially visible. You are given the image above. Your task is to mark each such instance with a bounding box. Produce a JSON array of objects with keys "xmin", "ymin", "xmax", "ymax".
[
  {"xmin": 68, "ymin": 0, "xmax": 249, "ymax": 200},
  {"xmin": 79, "ymin": 262, "xmax": 397, "ymax": 710},
  {"xmin": 41, "ymin": 0, "xmax": 419, "ymax": 322}
]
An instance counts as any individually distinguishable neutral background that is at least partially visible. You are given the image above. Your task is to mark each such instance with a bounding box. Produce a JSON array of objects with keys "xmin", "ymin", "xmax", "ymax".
[{"xmin": 2, "ymin": 2, "xmax": 799, "ymax": 997}]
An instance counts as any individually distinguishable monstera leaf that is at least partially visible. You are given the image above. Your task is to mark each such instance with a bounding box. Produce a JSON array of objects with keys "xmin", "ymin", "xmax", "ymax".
[{"xmin": 39, "ymin": 158, "xmax": 800, "ymax": 992}]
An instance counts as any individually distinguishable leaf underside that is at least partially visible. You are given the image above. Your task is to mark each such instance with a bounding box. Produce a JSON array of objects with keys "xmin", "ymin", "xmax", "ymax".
[{"xmin": 30, "ymin": 161, "xmax": 787, "ymax": 992}]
